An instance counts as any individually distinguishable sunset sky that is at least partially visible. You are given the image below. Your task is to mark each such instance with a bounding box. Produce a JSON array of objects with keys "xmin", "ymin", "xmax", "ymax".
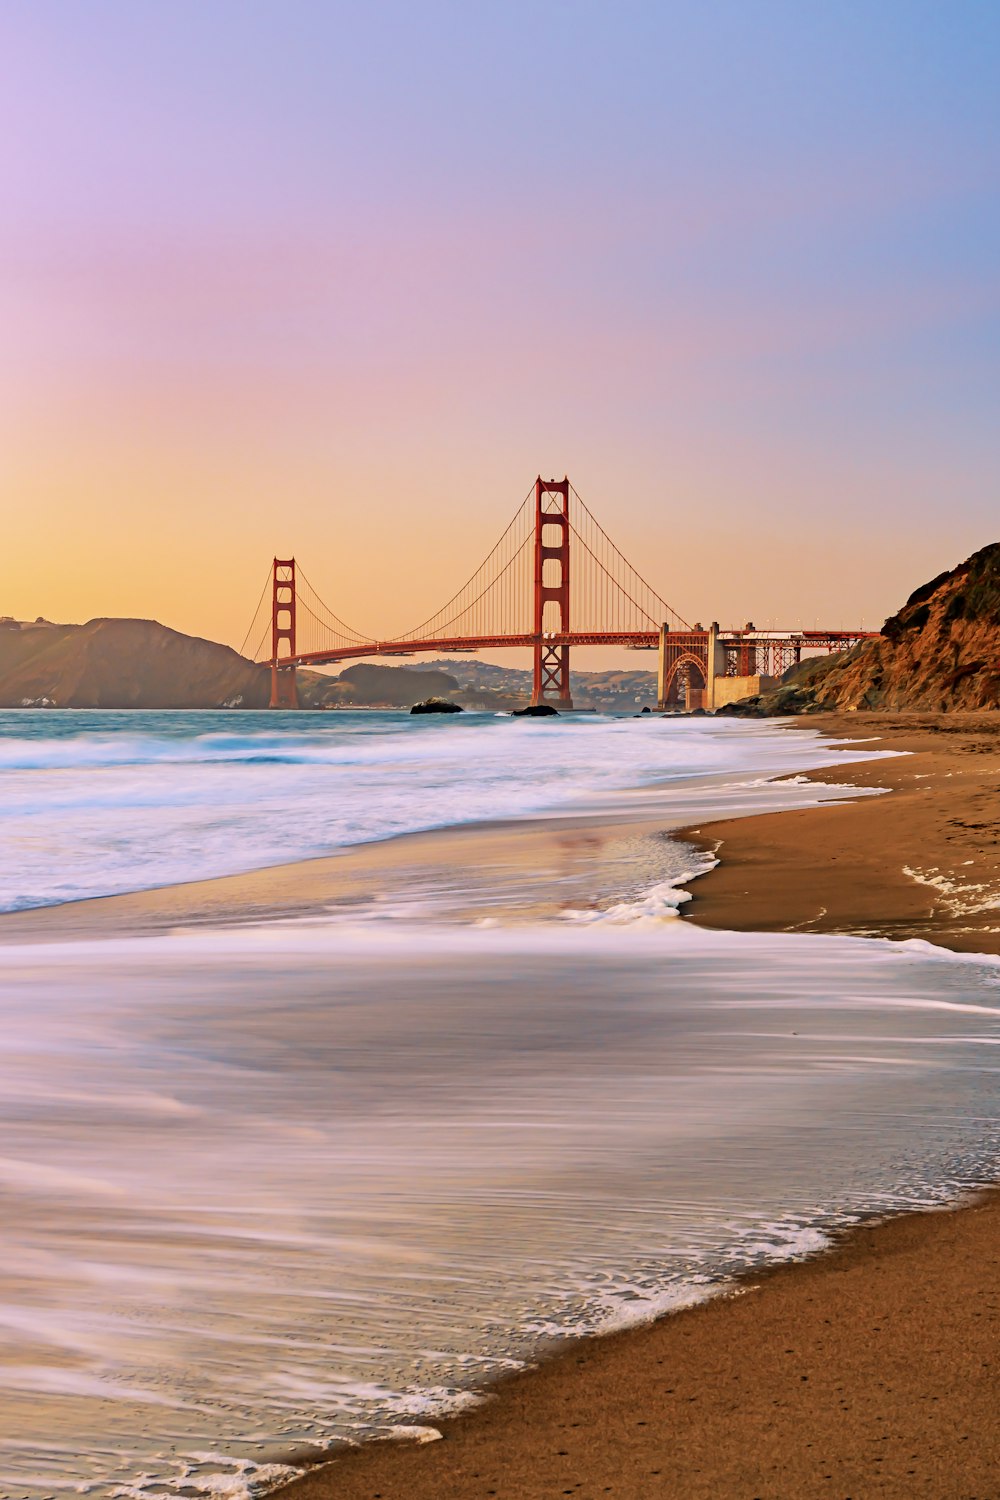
[{"xmin": 2, "ymin": 3, "xmax": 998, "ymax": 666}]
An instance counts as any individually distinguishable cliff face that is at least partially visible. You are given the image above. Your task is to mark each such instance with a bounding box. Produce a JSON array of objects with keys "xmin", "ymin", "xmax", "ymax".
[
  {"xmin": 742, "ymin": 544, "xmax": 1000, "ymax": 715},
  {"xmin": 0, "ymin": 618, "xmax": 271, "ymax": 709}
]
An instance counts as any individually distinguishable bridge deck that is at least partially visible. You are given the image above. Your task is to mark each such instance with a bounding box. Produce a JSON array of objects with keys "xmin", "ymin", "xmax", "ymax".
[{"xmin": 274, "ymin": 629, "xmax": 877, "ymax": 668}]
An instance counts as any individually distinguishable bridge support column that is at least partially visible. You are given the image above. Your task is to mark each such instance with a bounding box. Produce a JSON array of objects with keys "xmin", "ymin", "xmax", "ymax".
[
  {"xmin": 705, "ymin": 621, "xmax": 723, "ymax": 711},
  {"xmin": 531, "ymin": 476, "xmax": 573, "ymax": 708},
  {"xmin": 269, "ymin": 557, "xmax": 299, "ymax": 710},
  {"xmin": 656, "ymin": 624, "xmax": 669, "ymax": 709}
]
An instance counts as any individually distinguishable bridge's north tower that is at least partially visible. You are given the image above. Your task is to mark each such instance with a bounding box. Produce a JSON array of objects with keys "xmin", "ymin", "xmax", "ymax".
[{"xmin": 532, "ymin": 477, "xmax": 573, "ymax": 708}]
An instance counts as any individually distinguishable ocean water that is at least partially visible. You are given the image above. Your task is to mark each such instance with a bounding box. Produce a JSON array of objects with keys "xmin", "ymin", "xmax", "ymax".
[
  {"xmin": 1, "ymin": 710, "xmax": 998, "ymax": 1500},
  {"xmin": 0, "ymin": 708, "xmax": 885, "ymax": 913}
]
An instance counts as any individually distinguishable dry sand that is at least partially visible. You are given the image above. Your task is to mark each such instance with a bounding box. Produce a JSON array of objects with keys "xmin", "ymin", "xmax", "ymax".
[{"xmin": 271, "ymin": 713, "xmax": 1000, "ymax": 1499}]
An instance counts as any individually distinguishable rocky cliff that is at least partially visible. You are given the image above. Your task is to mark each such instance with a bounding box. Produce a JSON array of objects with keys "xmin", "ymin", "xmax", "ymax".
[{"xmin": 735, "ymin": 543, "xmax": 1000, "ymax": 715}]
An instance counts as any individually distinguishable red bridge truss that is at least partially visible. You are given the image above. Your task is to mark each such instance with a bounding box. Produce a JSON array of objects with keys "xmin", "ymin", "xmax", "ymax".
[{"xmin": 240, "ymin": 477, "xmax": 876, "ymax": 708}]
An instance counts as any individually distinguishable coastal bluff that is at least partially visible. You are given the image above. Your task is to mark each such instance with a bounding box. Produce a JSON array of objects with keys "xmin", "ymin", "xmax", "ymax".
[{"xmin": 732, "ymin": 542, "xmax": 1000, "ymax": 714}]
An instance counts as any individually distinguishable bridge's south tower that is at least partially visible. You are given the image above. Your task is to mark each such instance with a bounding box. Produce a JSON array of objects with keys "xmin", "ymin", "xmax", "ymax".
[
  {"xmin": 269, "ymin": 557, "xmax": 298, "ymax": 709},
  {"xmin": 532, "ymin": 477, "xmax": 573, "ymax": 708}
]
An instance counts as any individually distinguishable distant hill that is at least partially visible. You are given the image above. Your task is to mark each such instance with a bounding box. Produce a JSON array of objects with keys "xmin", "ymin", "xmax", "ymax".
[
  {"xmin": 0, "ymin": 618, "xmax": 271, "ymax": 709},
  {"xmin": 333, "ymin": 662, "xmax": 459, "ymax": 706},
  {"xmin": 0, "ymin": 618, "xmax": 466, "ymax": 710},
  {"xmin": 734, "ymin": 544, "xmax": 1000, "ymax": 715},
  {"xmin": 411, "ymin": 657, "xmax": 657, "ymax": 710},
  {"xmin": 0, "ymin": 615, "xmax": 658, "ymax": 711}
]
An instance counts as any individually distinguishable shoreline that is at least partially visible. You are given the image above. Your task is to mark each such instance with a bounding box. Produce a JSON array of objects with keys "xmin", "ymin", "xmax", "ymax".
[
  {"xmin": 680, "ymin": 711, "xmax": 1000, "ymax": 955},
  {"xmin": 270, "ymin": 712, "xmax": 1000, "ymax": 1499},
  {"xmin": 0, "ymin": 719, "xmax": 885, "ymax": 945},
  {"xmin": 277, "ymin": 1190, "xmax": 1000, "ymax": 1500},
  {"xmin": 6, "ymin": 711, "xmax": 999, "ymax": 1496}
]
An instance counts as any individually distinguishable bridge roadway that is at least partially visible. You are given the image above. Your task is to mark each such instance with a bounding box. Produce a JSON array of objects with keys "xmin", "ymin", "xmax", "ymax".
[
  {"xmin": 269, "ymin": 626, "xmax": 877, "ymax": 710},
  {"xmin": 279, "ymin": 627, "xmax": 873, "ymax": 670}
]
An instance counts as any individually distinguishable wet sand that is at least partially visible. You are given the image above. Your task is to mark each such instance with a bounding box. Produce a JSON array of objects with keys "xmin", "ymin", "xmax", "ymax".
[
  {"xmin": 271, "ymin": 713, "xmax": 1000, "ymax": 1499},
  {"xmin": 0, "ymin": 728, "xmax": 878, "ymax": 944},
  {"xmin": 0, "ymin": 811, "xmax": 697, "ymax": 941},
  {"xmin": 7, "ymin": 712, "xmax": 997, "ymax": 1497},
  {"xmin": 683, "ymin": 712, "xmax": 1000, "ymax": 955},
  {"xmin": 279, "ymin": 1192, "xmax": 1000, "ymax": 1500}
]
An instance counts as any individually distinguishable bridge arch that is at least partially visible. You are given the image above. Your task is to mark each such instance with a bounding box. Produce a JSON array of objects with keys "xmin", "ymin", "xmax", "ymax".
[{"xmin": 660, "ymin": 650, "xmax": 707, "ymax": 709}]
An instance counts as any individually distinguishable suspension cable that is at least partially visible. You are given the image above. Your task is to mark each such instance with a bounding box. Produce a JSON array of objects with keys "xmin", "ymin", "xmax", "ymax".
[
  {"xmin": 400, "ymin": 531, "xmax": 535, "ymax": 641},
  {"xmin": 296, "ymin": 565, "xmax": 377, "ymax": 645},
  {"xmin": 251, "ymin": 622, "xmax": 271, "ymax": 662},
  {"xmin": 389, "ymin": 487, "xmax": 535, "ymax": 642},
  {"xmin": 570, "ymin": 484, "xmax": 692, "ymax": 630},
  {"xmin": 567, "ymin": 522, "xmax": 664, "ymax": 629},
  {"xmin": 238, "ymin": 570, "xmax": 273, "ymax": 658}
]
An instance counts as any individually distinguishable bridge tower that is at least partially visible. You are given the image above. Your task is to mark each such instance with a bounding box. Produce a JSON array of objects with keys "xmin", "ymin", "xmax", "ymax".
[
  {"xmin": 532, "ymin": 476, "xmax": 573, "ymax": 708},
  {"xmin": 269, "ymin": 557, "xmax": 299, "ymax": 709}
]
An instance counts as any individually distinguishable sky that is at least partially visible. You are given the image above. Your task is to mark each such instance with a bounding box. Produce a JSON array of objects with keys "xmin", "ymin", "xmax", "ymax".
[{"xmin": 1, "ymin": 1, "xmax": 998, "ymax": 666}]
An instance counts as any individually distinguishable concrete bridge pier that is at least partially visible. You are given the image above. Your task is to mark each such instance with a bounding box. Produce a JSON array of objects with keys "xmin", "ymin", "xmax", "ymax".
[{"xmin": 656, "ymin": 622, "xmax": 724, "ymax": 711}]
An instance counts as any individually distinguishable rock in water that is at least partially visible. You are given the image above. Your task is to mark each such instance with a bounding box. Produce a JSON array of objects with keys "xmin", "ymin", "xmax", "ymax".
[
  {"xmin": 409, "ymin": 698, "xmax": 464, "ymax": 714},
  {"xmin": 513, "ymin": 703, "xmax": 560, "ymax": 716}
]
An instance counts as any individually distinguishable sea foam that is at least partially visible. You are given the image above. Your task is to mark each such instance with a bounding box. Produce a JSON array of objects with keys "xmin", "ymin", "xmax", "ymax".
[{"xmin": 0, "ymin": 708, "xmax": 892, "ymax": 912}]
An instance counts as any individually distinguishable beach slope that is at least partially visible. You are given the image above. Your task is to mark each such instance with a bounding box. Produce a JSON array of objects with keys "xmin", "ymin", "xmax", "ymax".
[
  {"xmin": 274, "ymin": 712, "xmax": 1000, "ymax": 1499},
  {"xmin": 684, "ymin": 712, "xmax": 1000, "ymax": 954},
  {"xmin": 279, "ymin": 1193, "xmax": 1000, "ymax": 1499}
]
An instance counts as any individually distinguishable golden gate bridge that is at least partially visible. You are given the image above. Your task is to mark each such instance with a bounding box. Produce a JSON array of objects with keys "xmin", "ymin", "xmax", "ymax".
[{"xmin": 240, "ymin": 477, "xmax": 874, "ymax": 710}]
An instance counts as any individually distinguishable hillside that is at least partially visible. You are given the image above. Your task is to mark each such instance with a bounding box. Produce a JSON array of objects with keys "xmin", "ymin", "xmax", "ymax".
[
  {"xmin": 331, "ymin": 662, "xmax": 459, "ymax": 707},
  {"xmin": 736, "ymin": 543, "xmax": 1000, "ymax": 715},
  {"xmin": 0, "ymin": 619, "xmax": 465, "ymax": 710},
  {"xmin": 0, "ymin": 616, "xmax": 660, "ymax": 710},
  {"xmin": 413, "ymin": 658, "xmax": 657, "ymax": 710},
  {"xmin": 0, "ymin": 618, "xmax": 271, "ymax": 709}
]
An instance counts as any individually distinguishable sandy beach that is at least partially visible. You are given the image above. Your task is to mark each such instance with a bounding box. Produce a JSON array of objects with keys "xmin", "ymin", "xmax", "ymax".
[
  {"xmin": 8, "ymin": 4, "xmax": 993, "ymax": 1493},
  {"xmin": 278, "ymin": 1193, "xmax": 1000, "ymax": 1500},
  {"xmin": 267, "ymin": 712, "xmax": 1000, "ymax": 1500},
  {"xmin": 683, "ymin": 712, "xmax": 1000, "ymax": 956},
  {"xmin": 3, "ymin": 705, "xmax": 995, "ymax": 1500}
]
